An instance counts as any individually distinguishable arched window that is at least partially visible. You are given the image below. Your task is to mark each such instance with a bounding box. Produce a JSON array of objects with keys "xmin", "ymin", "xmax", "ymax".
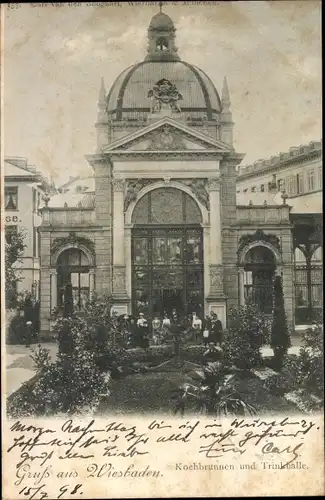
[
  {"xmin": 57, "ymin": 248, "xmax": 91, "ymax": 311},
  {"xmin": 156, "ymin": 37, "xmax": 169, "ymax": 51},
  {"xmin": 311, "ymin": 246, "xmax": 322, "ymax": 262},
  {"xmin": 294, "ymin": 247, "xmax": 307, "ymax": 264}
]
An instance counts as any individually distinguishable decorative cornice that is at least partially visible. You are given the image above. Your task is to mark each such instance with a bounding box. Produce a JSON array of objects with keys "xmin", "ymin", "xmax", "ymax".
[{"xmin": 238, "ymin": 143, "xmax": 321, "ymax": 179}]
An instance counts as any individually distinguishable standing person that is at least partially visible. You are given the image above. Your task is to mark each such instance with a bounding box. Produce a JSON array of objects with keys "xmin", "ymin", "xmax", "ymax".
[
  {"xmin": 192, "ymin": 312, "xmax": 202, "ymax": 343},
  {"xmin": 127, "ymin": 316, "xmax": 137, "ymax": 348},
  {"xmin": 152, "ymin": 315, "xmax": 161, "ymax": 345},
  {"xmin": 202, "ymin": 314, "xmax": 211, "ymax": 347},
  {"xmin": 210, "ymin": 312, "xmax": 223, "ymax": 346},
  {"xmin": 137, "ymin": 312, "xmax": 149, "ymax": 349}
]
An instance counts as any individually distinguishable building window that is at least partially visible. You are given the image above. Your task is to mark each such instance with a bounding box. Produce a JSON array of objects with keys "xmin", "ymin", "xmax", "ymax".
[
  {"xmin": 5, "ymin": 186, "xmax": 18, "ymax": 210},
  {"xmin": 5, "ymin": 225, "xmax": 18, "ymax": 244},
  {"xmin": 156, "ymin": 37, "xmax": 169, "ymax": 51},
  {"xmin": 277, "ymin": 179, "xmax": 285, "ymax": 192},
  {"xmin": 307, "ymin": 169, "xmax": 315, "ymax": 191},
  {"xmin": 286, "ymin": 175, "xmax": 297, "ymax": 195},
  {"xmin": 297, "ymin": 173, "xmax": 305, "ymax": 194},
  {"xmin": 260, "ymin": 184, "xmax": 265, "ymax": 192},
  {"xmin": 318, "ymin": 167, "xmax": 322, "ymax": 189},
  {"xmin": 267, "ymin": 182, "xmax": 272, "ymax": 192}
]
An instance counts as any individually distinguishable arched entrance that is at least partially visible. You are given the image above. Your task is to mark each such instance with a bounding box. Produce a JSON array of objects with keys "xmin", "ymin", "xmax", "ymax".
[
  {"xmin": 56, "ymin": 248, "xmax": 91, "ymax": 311},
  {"xmin": 242, "ymin": 245, "xmax": 276, "ymax": 314},
  {"xmin": 131, "ymin": 187, "xmax": 204, "ymax": 318}
]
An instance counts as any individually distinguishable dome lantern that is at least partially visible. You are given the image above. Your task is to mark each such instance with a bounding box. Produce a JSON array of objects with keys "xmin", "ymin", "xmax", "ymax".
[{"xmin": 145, "ymin": 4, "xmax": 180, "ymax": 62}]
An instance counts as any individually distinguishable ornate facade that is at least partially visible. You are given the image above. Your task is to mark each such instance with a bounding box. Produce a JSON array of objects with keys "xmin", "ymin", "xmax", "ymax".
[{"xmin": 38, "ymin": 10, "xmax": 311, "ymax": 335}]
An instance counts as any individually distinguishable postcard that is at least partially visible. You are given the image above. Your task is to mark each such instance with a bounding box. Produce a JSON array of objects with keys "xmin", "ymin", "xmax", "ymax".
[{"xmin": 2, "ymin": 1, "xmax": 323, "ymax": 498}]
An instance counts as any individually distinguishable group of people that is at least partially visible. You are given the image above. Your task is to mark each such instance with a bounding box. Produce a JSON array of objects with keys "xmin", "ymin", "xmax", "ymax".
[{"xmin": 111, "ymin": 309, "xmax": 223, "ymax": 349}]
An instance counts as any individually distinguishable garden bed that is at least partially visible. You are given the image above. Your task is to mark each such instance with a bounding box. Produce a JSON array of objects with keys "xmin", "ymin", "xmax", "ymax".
[{"xmin": 96, "ymin": 368, "xmax": 300, "ymax": 416}]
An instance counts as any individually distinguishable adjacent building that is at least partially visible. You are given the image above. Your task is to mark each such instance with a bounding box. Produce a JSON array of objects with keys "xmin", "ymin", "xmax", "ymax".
[
  {"xmin": 237, "ymin": 142, "xmax": 323, "ymax": 326},
  {"xmin": 37, "ymin": 10, "xmax": 322, "ymax": 335},
  {"xmin": 4, "ymin": 157, "xmax": 48, "ymax": 299}
]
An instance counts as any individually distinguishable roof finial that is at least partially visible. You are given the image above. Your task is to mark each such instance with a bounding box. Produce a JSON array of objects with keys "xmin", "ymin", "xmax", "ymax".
[
  {"xmin": 221, "ymin": 76, "xmax": 231, "ymax": 110},
  {"xmin": 159, "ymin": 1, "xmax": 163, "ymax": 13}
]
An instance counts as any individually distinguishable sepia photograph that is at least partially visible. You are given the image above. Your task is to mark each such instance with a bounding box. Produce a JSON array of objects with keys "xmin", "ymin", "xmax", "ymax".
[{"xmin": 2, "ymin": 1, "xmax": 323, "ymax": 497}]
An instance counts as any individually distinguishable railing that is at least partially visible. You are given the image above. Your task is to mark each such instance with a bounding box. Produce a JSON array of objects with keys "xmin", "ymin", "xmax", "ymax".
[
  {"xmin": 236, "ymin": 206, "xmax": 290, "ymax": 224},
  {"xmin": 46, "ymin": 209, "xmax": 96, "ymax": 226}
]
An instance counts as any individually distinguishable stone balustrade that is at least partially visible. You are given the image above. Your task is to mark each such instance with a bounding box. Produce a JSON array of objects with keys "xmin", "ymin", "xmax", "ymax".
[
  {"xmin": 44, "ymin": 208, "xmax": 96, "ymax": 226},
  {"xmin": 236, "ymin": 206, "xmax": 290, "ymax": 224}
]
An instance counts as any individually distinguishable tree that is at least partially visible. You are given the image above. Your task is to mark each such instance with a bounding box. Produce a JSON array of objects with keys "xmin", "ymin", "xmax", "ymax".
[
  {"xmin": 270, "ymin": 275, "xmax": 291, "ymax": 369},
  {"xmin": 5, "ymin": 230, "xmax": 26, "ymax": 309}
]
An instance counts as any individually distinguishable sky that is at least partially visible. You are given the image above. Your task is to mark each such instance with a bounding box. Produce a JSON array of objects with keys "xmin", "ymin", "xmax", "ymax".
[{"xmin": 3, "ymin": 1, "xmax": 321, "ymax": 184}]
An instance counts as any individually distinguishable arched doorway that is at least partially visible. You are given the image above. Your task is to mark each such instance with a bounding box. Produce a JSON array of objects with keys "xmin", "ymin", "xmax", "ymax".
[
  {"xmin": 243, "ymin": 245, "xmax": 276, "ymax": 313},
  {"xmin": 131, "ymin": 187, "xmax": 204, "ymax": 319},
  {"xmin": 57, "ymin": 248, "xmax": 91, "ymax": 311}
]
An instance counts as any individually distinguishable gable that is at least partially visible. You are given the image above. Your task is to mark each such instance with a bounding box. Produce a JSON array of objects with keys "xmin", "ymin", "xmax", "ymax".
[{"xmin": 101, "ymin": 116, "xmax": 232, "ymax": 154}]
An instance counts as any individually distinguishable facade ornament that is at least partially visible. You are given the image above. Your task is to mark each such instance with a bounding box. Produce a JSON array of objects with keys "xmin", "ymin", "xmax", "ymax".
[
  {"xmin": 281, "ymin": 189, "xmax": 288, "ymax": 205},
  {"xmin": 147, "ymin": 78, "xmax": 183, "ymax": 114},
  {"xmin": 113, "ymin": 267, "xmax": 126, "ymax": 291},
  {"xmin": 164, "ymin": 176, "xmax": 171, "ymax": 185},
  {"xmin": 177, "ymin": 178, "xmax": 210, "ymax": 210},
  {"xmin": 238, "ymin": 229, "xmax": 281, "ymax": 253},
  {"xmin": 207, "ymin": 175, "xmax": 220, "ymax": 191},
  {"xmin": 147, "ymin": 124, "xmax": 186, "ymax": 150},
  {"xmin": 112, "ymin": 178, "xmax": 126, "ymax": 192},
  {"xmin": 124, "ymin": 179, "xmax": 156, "ymax": 211},
  {"xmin": 42, "ymin": 192, "xmax": 51, "ymax": 207},
  {"xmin": 51, "ymin": 233, "xmax": 95, "ymax": 263}
]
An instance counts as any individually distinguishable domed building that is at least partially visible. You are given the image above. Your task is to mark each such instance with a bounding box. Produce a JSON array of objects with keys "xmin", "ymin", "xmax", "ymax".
[{"xmin": 39, "ymin": 8, "xmax": 298, "ymax": 335}]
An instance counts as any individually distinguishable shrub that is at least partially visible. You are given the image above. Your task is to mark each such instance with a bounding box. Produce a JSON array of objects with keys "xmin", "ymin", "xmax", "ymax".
[
  {"xmin": 7, "ymin": 331, "xmax": 109, "ymax": 418},
  {"xmin": 222, "ymin": 304, "xmax": 269, "ymax": 369},
  {"xmin": 171, "ymin": 362, "xmax": 256, "ymax": 417},
  {"xmin": 270, "ymin": 275, "xmax": 291, "ymax": 369},
  {"xmin": 263, "ymin": 371, "xmax": 297, "ymax": 397},
  {"xmin": 279, "ymin": 324, "xmax": 324, "ymax": 402},
  {"xmin": 6, "ymin": 313, "xmax": 27, "ymax": 345}
]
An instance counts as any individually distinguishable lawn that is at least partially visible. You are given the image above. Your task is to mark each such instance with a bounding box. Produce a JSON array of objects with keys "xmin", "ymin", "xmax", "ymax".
[{"xmin": 96, "ymin": 369, "xmax": 299, "ymax": 416}]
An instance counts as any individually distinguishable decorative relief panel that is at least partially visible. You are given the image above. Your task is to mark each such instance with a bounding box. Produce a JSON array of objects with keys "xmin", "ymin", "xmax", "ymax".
[
  {"xmin": 209, "ymin": 265, "xmax": 224, "ymax": 292},
  {"xmin": 238, "ymin": 229, "xmax": 281, "ymax": 253},
  {"xmin": 124, "ymin": 179, "xmax": 157, "ymax": 212},
  {"xmin": 177, "ymin": 179, "xmax": 210, "ymax": 210},
  {"xmin": 147, "ymin": 125, "xmax": 186, "ymax": 150},
  {"xmin": 151, "ymin": 189, "xmax": 183, "ymax": 224},
  {"xmin": 113, "ymin": 266, "xmax": 126, "ymax": 292}
]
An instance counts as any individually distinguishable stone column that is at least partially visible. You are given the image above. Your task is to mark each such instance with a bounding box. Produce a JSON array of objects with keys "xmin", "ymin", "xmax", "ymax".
[
  {"xmin": 50, "ymin": 270, "xmax": 57, "ymax": 312},
  {"xmin": 89, "ymin": 270, "xmax": 95, "ymax": 299},
  {"xmin": 112, "ymin": 178, "xmax": 128, "ymax": 314},
  {"xmin": 124, "ymin": 225, "xmax": 133, "ymax": 310},
  {"xmin": 208, "ymin": 175, "xmax": 224, "ymax": 296},
  {"xmin": 238, "ymin": 268, "xmax": 245, "ymax": 306}
]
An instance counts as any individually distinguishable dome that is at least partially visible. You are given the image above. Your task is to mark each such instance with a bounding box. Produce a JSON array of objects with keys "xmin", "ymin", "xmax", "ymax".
[
  {"xmin": 107, "ymin": 61, "xmax": 221, "ymax": 121},
  {"xmin": 149, "ymin": 12, "xmax": 175, "ymax": 31},
  {"xmin": 105, "ymin": 11, "xmax": 222, "ymax": 122}
]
